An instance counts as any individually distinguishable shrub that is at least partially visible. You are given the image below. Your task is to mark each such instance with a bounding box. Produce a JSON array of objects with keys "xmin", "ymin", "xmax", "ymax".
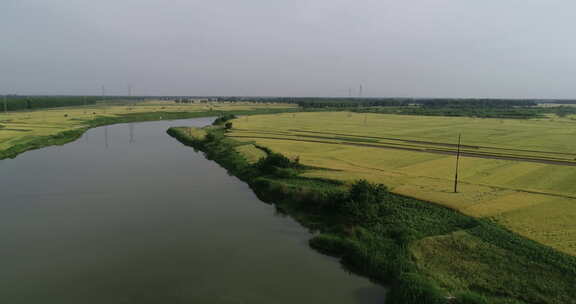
[
  {"xmin": 387, "ymin": 273, "xmax": 446, "ymax": 304},
  {"xmin": 309, "ymin": 234, "xmax": 354, "ymax": 256},
  {"xmin": 251, "ymin": 178, "xmax": 272, "ymax": 190},
  {"xmin": 349, "ymin": 179, "xmax": 388, "ymax": 204},
  {"xmin": 213, "ymin": 114, "xmax": 237, "ymax": 125},
  {"xmin": 454, "ymin": 291, "xmax": 489, "ymax": 304},
  {"xmin": 255, "ymin": 152, "xmax": 300, "ymax": 176},
  {"xmin": 273, "ymin": 167, "xmax": 299, "ymax": 178}
]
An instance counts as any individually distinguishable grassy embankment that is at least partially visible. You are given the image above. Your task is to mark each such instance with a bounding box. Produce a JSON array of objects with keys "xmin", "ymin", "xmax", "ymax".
[
  {"xmin": 0, "ymin": 101, "xmax": 296, "ymax": 159},
  {"xmin": 227, "ymin": 112, "xmax": 576, "ymax": 256},
  {"xmin": 168, "ymin": 115, "xmax": 576, "ymax": 304}
]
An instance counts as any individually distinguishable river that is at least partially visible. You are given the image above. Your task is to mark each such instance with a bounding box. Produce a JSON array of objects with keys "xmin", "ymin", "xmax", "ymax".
[{"xmin": 0, "ymin": 117, "xmax": 386, "ymax": 304}]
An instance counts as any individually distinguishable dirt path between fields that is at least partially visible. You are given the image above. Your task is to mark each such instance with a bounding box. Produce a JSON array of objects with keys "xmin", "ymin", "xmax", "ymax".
[{"xmin": 229, "ymin": 135, "xmax": 576, "ymax": 167}]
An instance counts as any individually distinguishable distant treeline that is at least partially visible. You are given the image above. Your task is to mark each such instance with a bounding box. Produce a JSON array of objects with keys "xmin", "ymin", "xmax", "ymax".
[
  {"xmin": 538, "ymin": 100, "xmax": 576, "ymax": 105},
  {"xmin": 214, "ymin": 97, "xmax": 540, "ymax": 108},
  {"xmin": 0, "ymin": 96, "xmax": 149, "ymax": 112},
  {"xmin": 416, "ymin": 99, "xmax": 538, "ymax": 108},
  {"xmin": 212, "ymin": 97, "xmax": 576, "ymax": 119},
  {"xmin": 1, "ymin": 96, "xmax": 98, "ymax": 112},
  {"xmin": 354, "ymin": 106, "xmax": 547, "ymax": 119}
]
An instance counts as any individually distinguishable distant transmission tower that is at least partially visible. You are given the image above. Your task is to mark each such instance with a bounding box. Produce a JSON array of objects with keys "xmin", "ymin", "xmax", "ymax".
[
  {"xmin": 359, "ymin": 85, "xmax": 363, "ymax": 97},
  {"xmin": 101, "ymin": 85, "xmax": 107, "ymax": 113}
]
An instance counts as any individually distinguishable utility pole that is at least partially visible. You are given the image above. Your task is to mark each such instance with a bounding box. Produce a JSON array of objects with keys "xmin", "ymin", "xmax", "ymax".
[
  {"xmin": 3, "ymin": 94, "xmax": 7, "ymax": 113},
  {"xmin": 454, "ymin": 133, "xmax": 462, "ymax": 193},
  {"xmin": 359, "ymin": 85, "xmax": 363, "ymax": 98}
]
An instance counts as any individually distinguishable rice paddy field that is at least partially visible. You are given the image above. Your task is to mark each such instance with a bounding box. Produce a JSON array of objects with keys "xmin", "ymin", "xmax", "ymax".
[
  {"xmin": 0, "ymin": 101, "xmax": 294, "ymax": 154},
  {"xmin": 228, "ymin": 112, "xmax": 576, "ymax": 255}
]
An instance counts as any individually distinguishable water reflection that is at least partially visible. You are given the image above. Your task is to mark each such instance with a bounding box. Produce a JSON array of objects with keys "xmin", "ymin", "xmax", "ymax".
[
  {"xmin": 129, "ymin": 123, "xmax": 135, "ymax": 144},
  {"xmin": 104, "ymin": 126, "xmax": 109, "ymax": 149}
]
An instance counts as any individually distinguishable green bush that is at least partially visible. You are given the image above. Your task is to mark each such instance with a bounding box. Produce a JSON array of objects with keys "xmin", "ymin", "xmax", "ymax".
[
  {"xmin": 213, "ymin": 114, "xmax": 237, "ymax": 125},
  {"xmin": 309, "ymin": 234, "xmax": 354, "ymax": 256},
  {"xmin": 255, "ymin": 152, "xmax": 301, "ymax": 176},
  {"xmin": 454, "ymin": 292, "xmax": 489, "ymax": 304},
  {"xmin": 349, "ymin": 179, "xmax": 388, "ymax": 204},
  {"xmin": 387, "ymin": 273, "xmax": 446, "ymax": 304}
]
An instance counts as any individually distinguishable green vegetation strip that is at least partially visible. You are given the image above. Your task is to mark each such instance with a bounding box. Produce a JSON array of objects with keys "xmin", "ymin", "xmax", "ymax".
[
  {"xmin": 168, "ymin": 120, "xmax": 576, "ymax": 304},
  {"xmin": 0, "ymin": 96, "xmax": 99, "ymax": 111}
]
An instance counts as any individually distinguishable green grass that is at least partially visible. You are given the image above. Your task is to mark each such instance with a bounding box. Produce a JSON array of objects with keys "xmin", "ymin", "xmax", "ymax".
[{"xmin": 234, "ymin": 144, "xmax": 267, "ymax": 164}]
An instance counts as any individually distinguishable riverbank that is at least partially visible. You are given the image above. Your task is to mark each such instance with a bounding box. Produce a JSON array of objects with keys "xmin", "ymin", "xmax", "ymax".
[
  {"xmin": 168, "ymin": 122, "xmax": 576, "ymax": 304},
  {"xmin": 0, "ymin": 107, "xmax": 297, "ymax": 160}
]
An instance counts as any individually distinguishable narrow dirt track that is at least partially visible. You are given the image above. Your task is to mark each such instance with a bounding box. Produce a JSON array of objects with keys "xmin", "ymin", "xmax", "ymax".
[
  {"xmin": 229, "ymin": 135, "xmax": 576, "ymax": 167},
  {"xmin": 285, "ymin": 129, "xmax": 576, "ymax": 157}
]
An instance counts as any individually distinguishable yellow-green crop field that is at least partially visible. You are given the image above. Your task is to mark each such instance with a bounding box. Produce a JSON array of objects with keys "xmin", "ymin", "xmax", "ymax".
[
  {"xmin": 0, "ymin": 101, "xmax": 294, "ymax": 153},
  {"xmin": 228, "ymin": 112, "xmax": 576, "ymax": 255}
]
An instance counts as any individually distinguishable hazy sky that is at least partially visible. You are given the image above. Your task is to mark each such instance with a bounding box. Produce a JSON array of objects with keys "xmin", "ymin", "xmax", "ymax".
[{"xmin": 2, "ymin": 0, "xmax": 576, "ymax": 98}]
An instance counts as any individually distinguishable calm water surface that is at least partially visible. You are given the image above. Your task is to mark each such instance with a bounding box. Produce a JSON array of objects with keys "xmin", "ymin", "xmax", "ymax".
[{"xmin": 0, "ymin": 118, "xmax": 386, "ymax": 304}]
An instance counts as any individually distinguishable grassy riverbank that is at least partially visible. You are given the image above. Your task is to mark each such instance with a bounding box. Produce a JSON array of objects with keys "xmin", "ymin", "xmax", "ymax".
[
  {"xmin": 0, "ymin": 102, "xmax": 296, "ymax": 159},
  {"xmin": 168, "ymin": 122, "xmax": 576, "ymax": 304}
]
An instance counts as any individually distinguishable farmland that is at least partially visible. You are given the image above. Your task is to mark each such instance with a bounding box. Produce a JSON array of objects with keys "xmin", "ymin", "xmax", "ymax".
[
  {"xmin": 0, "ymin": 101, "xmax": 295, "ymax": 158},
  {"xmin": 227, "ymin": 112, "xmax": 576, "ymax": 255}
]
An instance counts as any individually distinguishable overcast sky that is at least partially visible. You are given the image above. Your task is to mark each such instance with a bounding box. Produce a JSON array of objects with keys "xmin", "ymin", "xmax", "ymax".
[{"xmin": 1, "ymin": 0, "xmax": 575, "ymax": 98}]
